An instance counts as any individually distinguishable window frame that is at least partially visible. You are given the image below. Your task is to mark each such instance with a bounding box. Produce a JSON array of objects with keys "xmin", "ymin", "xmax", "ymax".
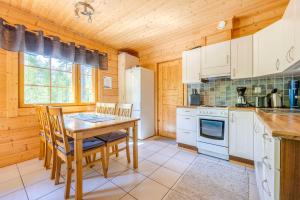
[{"xmin": 19, "ymin": 53, "xmax": 98, "ymax": 107}]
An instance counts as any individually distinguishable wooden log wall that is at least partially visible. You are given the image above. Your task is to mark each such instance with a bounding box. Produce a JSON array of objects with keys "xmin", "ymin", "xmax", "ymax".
[
  {"xmin": 0, "ymin": 6, "xmax": 118, "ymax": 167},
  {"xmin": 138, "ymin": 2, "xmax": 288, "ymax": 134}
]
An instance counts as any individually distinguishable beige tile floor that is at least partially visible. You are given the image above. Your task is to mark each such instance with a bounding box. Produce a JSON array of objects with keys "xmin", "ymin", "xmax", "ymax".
[{"xmin": 0, "ymin": 137, "xmax": 258, "ymax": 200}]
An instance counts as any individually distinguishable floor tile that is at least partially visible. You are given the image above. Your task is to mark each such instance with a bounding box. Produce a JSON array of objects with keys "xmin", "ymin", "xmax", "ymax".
[
  {"xmin": 146, "ymin": 153, "xmax": 170, "ymax": 165},
  {"xmin": 104, "ymin": 159, "xmax": 129, "ymax": 179},
  {"xmin": 25, "ymin": 178, "xmax": 64, "ymax": 200},
  {"xmin": 138, "ymin": 148, "xmax": 156, "ymax": 159},
  {"xmin": 120, "ymin": 194, "xmax": 136, "ymax": 200},
  {"xmin": 17, "ymin": 158, "xmax": 44, "ymax": 176},
  {"xmin": 149, "ymin": 167, "xmax": 181, "ymax": 188},
  {"xmin": 0, "ymin": 165, "xmax": 20, "ymax": 184},
  {"xmin": 111, "ymin": 169, "xmax": 146, "ymax": 192},
  {"xmin": 0, "ymin": 177, "xmax": 24, "ymax": 198},
  {"xmin": 38, "ymin": 187, "xmax": 75, "ymax": 200},
  {"xmin": 144, "ymin": 144, "xmax": 164, "ymax": 153},
  {"xmin": 22, "ymin": 168, "xmax": 51, "ymax": 187},
  {"xmin": 71, "ymin": 171, "xmax": 108, "ymax": 194},
  {"xmin": 130, "ymin": 178, "xmax": 169, "ymax": 200},
  {"xmin": 249, "ymin": 183, "xmax": 260, "ymax": 200},
  {"xmin": 134, "ymin": 160, "xmax": 160, "ymax": 176},
  {"xmin": 163, "ymin": 158, "xmax": 190, "ymax": 174},
  {"xmin": 159, "ymin": 145, "xmax": 180, "ymax": 157},
  {"xmin": 84, "ymin": 181, "xmax": 126, "ymax": 200},
  {"xmin": 172, "ymin": 151, "xmax": 197, "ymax": 164},
  {"xmin": 0, "ymin": 189, "xmax": 28, "ymax": 200}
]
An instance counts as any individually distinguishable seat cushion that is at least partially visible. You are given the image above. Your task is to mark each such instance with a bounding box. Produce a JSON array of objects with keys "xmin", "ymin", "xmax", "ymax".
[
  {"xmin": 96, "ymin": 131, "xmax": 128, "ymax": 143},
  {"xmin": 57, "ymin": 137, "xmax": 105, "ymax": 155}
]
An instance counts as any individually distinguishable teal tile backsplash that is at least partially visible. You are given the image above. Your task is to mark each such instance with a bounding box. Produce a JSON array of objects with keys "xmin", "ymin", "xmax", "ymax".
[{"xmin": 187, "ymin": 74, "xmax": 300, "ymax": 107}]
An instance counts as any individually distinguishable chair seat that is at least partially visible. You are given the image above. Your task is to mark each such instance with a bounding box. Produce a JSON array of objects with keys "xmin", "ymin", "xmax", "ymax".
[
  {"xmin": 96, "ymin": 131, "xmax": 128, "ymax": 143},
  {"xmin": 57, "ymin": 137, "xmax": 105, "ymax": 155}
]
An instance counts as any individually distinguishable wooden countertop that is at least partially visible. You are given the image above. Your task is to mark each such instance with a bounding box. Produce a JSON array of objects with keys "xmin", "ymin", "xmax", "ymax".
[
  {"xmin": 255, "ymin": 109, "xmax": 300, "ymax": 140},
  {"xmin": 229, "ymin": 107, "xmax": 300, "ymax": 140},
  {"xmin": 177, "ymin": 105, "xmax": 300, "ymax": 140}
]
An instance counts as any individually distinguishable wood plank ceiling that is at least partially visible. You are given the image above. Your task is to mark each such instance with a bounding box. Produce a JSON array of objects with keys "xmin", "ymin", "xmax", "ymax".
[{"xmin": 0, "ymin": 0, "xmax": 288, "ymax": 51}]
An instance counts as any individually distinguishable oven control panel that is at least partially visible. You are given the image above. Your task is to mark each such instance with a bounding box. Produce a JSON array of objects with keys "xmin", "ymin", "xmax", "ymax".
[{"xmin": 197, "ymin": 108, "xmax": 228, "ymax": 117}]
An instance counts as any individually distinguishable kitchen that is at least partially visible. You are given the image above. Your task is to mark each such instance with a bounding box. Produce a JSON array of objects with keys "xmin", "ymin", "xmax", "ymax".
[{"xmin": 0, "ymin": 0, "xmax": 300, "ymax": 200}]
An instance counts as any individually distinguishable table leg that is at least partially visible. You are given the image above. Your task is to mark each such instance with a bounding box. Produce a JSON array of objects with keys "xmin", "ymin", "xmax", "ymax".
[
  {"xmin": 74, "ymin": 136, "xmax": 83, "ymax": 200},
  {"xmin": 133, "ymin": 121, "xmax": 138, "ymax": 169}
]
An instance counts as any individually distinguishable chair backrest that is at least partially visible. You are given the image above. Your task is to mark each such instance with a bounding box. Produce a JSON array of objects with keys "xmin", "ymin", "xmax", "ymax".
[
  {"xmin": 116, "ymin": 103, "xmax": 133, "ymax": 117},
  {"xmin": 96, "ymin": 102, "xmax": 116, "ymax": 115},
  {"xmin": 48, "ymin": 107, "xmax": 71, "ymax": 155},
  {"xmin": 35, "ymin": 105, "xmax": 44, "ymax": 132}
]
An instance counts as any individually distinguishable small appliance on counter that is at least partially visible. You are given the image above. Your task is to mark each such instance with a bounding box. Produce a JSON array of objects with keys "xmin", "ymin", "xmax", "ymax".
[
  {"xmin": 267, "ymin": 88, "xmax": 283, "ymax": 108},
  {"xmin": 236, "ymin": 87, "xmax": 251, "ymax": 107},
  {"xmin": 289, "ymin": 80, "xmax": 299, "ymax": 108},
  {"xmin": 255, "ymin": 96, "xmax": 268, "ymax": 108},
  {"xmin": 190, "ymin": 89, "xmax": 201, "ymax": 106}
]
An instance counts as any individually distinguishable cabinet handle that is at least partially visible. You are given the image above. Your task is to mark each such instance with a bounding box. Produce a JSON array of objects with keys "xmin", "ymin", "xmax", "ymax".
[
  {"xmin": 183, "ymin": 131, "xmax": 191, "ymax": 134},
  {"xmin": 275, "ymin": 59, "xmax": 280, "ymax": 71},
  {"xmin": 185, "ymin": 118, "xmax": 191, "ymax": 120},
  {"xmin": 233, "ymin": 68, "xmax": 236, "ymax": 77},
  {"xmin": 263, "ymin": 133, "xmax": 272, "ymax": 142},
  {"xmin": 286, "ymin": 49, "xmax": 292, "ymax": 63},
  {"xmin": 198, "ymin": 73, "xmax": 201, "ymax": 80},
  {"xmin": 226, "ymin": 55, "xmax": 230, "ymax": 64},
  {"xmin": 262, "ymin": 180, "xmax": 271, "ymax": 196},
  {"xmin": 289, "ymin": 46, "xmax": 295, "ymax": 62},
  {"xmin": 262, "ymin": 156, "xmax": 272, "ymax": 170}
]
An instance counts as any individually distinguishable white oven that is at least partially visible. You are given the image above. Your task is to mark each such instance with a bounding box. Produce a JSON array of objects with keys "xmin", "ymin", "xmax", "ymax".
[{"xmin": 196, "ymin": 107, "xmax": 229, "ymax": 160}]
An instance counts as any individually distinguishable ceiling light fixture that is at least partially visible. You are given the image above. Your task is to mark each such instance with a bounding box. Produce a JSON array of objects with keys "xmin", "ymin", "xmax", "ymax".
[
  {"xmin": 217, "ymin": 20, "xmax": 227, "ymax": 30},
  {"xmin": 75, "ymin": 1, "xmax": 95, "ymax": 23}
]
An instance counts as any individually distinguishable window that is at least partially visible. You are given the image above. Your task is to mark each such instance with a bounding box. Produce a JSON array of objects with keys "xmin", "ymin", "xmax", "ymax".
[
  {"xmin": 80, "ymin": 65, "xmax": 95, "ymax": 103},
  {"xmin": 20, "ymin": 53, "xmax": 97, "ymax": 106}
]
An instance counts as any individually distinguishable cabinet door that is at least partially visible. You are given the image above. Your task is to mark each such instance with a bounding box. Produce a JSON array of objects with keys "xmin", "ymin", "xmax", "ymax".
[
  {"xmin": 187, "ymin": 48, "xmax": 201, "ymax": 83},
  {"xmin": 281, "ymin": 0, "xmax": 297, "ymax": 69},
  {"xmin": 253, "ymin": 114, "xmax": 264, "ymax": 163},
  {"xmin": 229, "ymin": 111, "xmax": 254, "ymax": 160},
  {"xmin": 253, "ymin": 21, "xmax": 283, "ymax": 77},
  {"xmin": 231, "ymin": 35, "xmax": 253, "ymax": 79},
  {"xmin": 295, "ymin": 0, "xmax": 300, "ymax": 61},
  {"xmin": 202, "ymin": 40, "xmax": 230, "ymax": 68},
  {"xmin": 182, "ymin": 48, "xmax": 201, "ymax": 83}
]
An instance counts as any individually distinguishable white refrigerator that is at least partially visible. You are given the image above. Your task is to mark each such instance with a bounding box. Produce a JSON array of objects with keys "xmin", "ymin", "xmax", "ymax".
[{"xmin": 125, "ymin": 67, "xmax": 154, "ymax": 140}]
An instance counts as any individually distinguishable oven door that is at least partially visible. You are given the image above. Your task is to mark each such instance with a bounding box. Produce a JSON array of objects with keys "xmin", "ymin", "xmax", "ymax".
[{"xmin": 197, "ymin": 116, "xmax": 228, "ymax": 147}]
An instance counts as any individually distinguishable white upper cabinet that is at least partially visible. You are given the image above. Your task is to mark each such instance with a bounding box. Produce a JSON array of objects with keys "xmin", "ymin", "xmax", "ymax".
[
  {"xmin": 295, "ymin": 0, "xmax": 300, "ymax": 62},
  {"xmin": 231, "ymin": 35, "xmax": 253, "ymax": 79},
  {"xmin": 229, "ymin": 111, "xmax": 254, "ymax": 160},
  {"xmin": 201, "ymin": 40, "xmax": 231, "ymax": 78},
  {"xmin": 253, "ymin": 20, "xmax": 283, "ymax": 77},
  {"xmin": 281, "ymin": 0, "xmax": 297, "ymax": 69},
  {"xmin": 182, "ymin": 48, "xmax": 201, "ymax": 83}
]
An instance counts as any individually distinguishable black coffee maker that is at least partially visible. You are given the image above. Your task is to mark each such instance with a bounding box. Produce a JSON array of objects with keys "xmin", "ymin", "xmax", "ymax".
[
  {"xmin": 236, "ymin": 87, "xmax": 248, "ymax": 107},
  {"xmin": 289, "ymin": 80, "xmax": 299, "ymax": 108}
]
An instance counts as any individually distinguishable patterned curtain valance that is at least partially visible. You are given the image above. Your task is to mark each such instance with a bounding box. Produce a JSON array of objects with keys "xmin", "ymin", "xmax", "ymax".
[{"xmin": 0, "ymin": 18, "xmax": 108, "ymax": 70}]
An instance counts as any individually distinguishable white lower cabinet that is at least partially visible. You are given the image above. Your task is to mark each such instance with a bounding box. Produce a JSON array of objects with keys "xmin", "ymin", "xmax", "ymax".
[
  {"xmin": 176, "ymin": 108, "xmax": 197, "ymax": 147},
  {"xmin": 254, "ymin": 116, "xmax": 281, "ymax": 200},
  {"xmin": 229, "ymin": 111, "xmax": 254, "ymax": 160}
]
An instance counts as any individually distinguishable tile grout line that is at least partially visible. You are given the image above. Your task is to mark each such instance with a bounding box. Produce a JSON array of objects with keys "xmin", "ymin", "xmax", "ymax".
[{"xmin": 16, "ymin": 164, "xmax": 30, "ymax": 200}]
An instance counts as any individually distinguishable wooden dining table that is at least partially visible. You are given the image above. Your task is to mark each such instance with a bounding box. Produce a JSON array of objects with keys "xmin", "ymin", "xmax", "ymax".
[{"xmin": 63, "ymin": 113, "xmax": 139, "ymax": 200}]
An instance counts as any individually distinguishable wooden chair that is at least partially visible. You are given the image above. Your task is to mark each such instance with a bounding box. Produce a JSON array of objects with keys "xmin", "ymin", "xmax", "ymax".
[
  {"xmin": 39, "ymin": 106, "xmax": 57, "ymax": 179},
  {"xmin": 36, "ymin": 106, "xmax": 46, "ymax": 162},
  {"xmin": 96, "ymin": 102, "xmax": 116, "ymax": 115},
  {"xmin": 47, "ymin": 107, "xmax": 107, "ymax": 199},
  {"xmin": 96, "ymin": 103, "xmax": 133, "ymax": 175}
]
